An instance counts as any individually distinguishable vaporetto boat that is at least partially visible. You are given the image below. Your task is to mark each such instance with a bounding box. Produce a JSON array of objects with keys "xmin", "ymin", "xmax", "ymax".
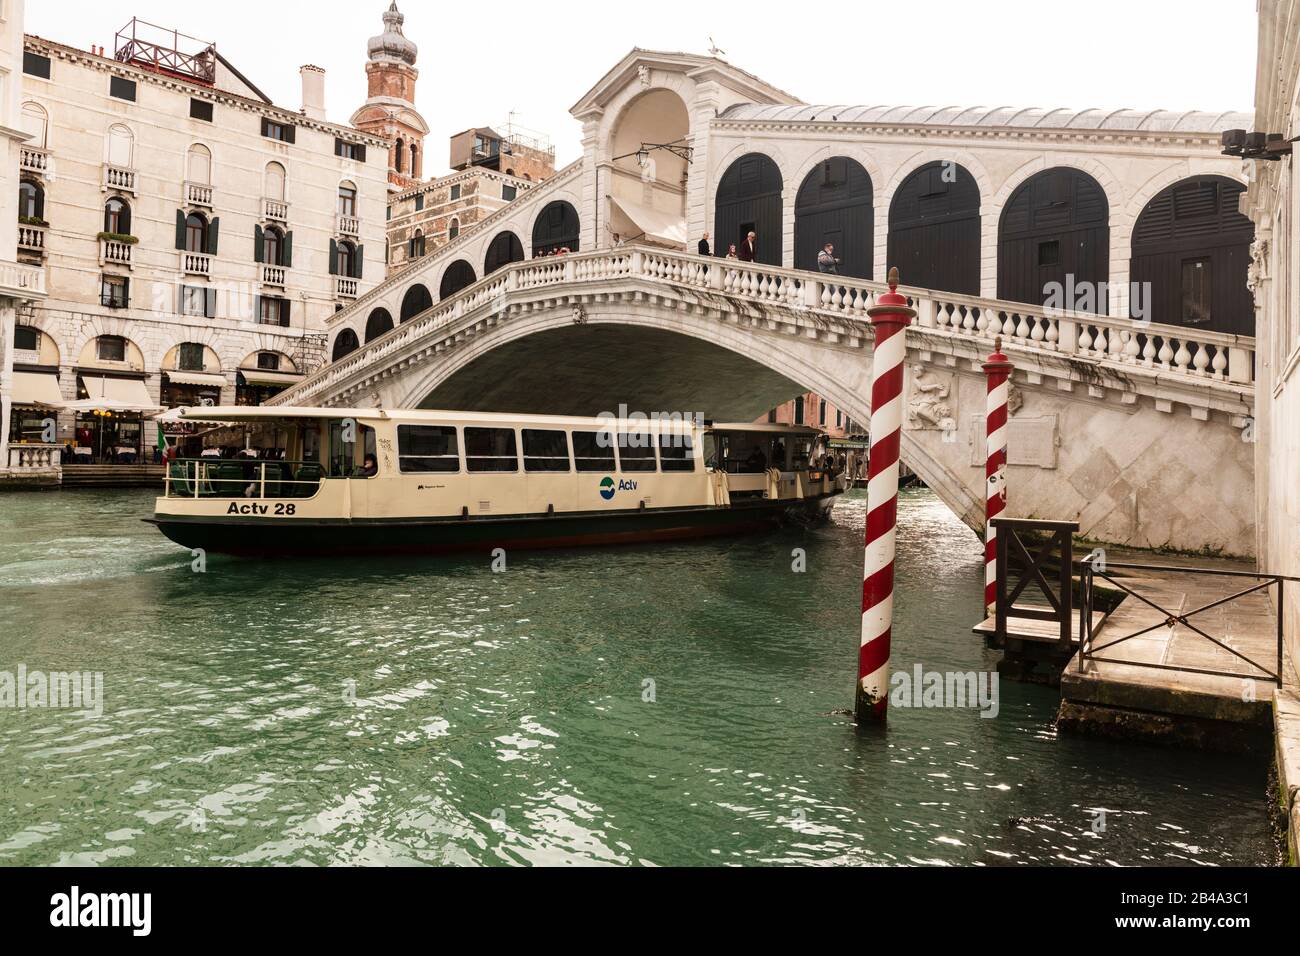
[{"xmin": 147, "ymin": 407, "xmax": 848, "ymax": 556}]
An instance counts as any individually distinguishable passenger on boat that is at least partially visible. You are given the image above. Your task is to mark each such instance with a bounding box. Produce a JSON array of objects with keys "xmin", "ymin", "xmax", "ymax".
[
  {"xmin": 358, "ymin": 454, "xmax": 379, "ymax": 478},
  {"xmin": 745, "ymin": 447, "xmax": 767, "ymax": 472}
]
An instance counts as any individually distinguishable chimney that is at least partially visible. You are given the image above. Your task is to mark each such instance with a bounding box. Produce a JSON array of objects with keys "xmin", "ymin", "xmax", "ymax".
[{"xmin": 300, "ymin": 65, "xmax": 326, "ymax": 121}]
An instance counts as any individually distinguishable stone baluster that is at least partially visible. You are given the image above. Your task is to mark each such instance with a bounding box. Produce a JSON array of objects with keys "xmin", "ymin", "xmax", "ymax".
[
  {"xmin": 916, "ymin": 298, "xmax": 936, "ymax": 329},
  {"xmin": 1228, "ymin": 346, "xmax": 1251, "ymax": 383}
]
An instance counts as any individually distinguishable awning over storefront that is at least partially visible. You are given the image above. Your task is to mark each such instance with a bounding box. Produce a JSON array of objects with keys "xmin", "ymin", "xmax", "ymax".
[
  {"xmin": 164, "ymin": 370, "xmax": 227, "ymax": 388},
  {"xmin": 608, "ymin": 195, "xmax": 688, "ymax": 247},
  {"xmin": 62, "ymin": 376, "xmax": 162, "ymax": 413},
  {"xmin": 238, "ymin": 370, "xmax": 304, "ymax": 387},
  {"xmin": 10, "ymin": 371, "xmax": 63, "ymax": 407}
]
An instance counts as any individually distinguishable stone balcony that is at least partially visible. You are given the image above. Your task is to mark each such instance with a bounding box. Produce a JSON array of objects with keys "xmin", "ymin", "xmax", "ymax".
[
  {"xmin": 19, "ymin": 146, "xmax": 49, "ymax": 176},
  {"xmin": 185, "ymin": 182, "xmax": 214, "ymax": 208},
  {"xmin": 263, "ymin": 198, "xmax": 289, "ymax": 223},
  {"xmin": 18, "ymin": 224, "xmax": 46, "ymax": 255},
  {"xmin": 100, "ymin": 237, "xmax": 134, "ymax": 269},
  {"xmin": 181, "ymin": 251, "xmax": 212, "ymax": 276},
  {"xmin": 336, "ymin": 276, "xmax": 358, "ymax": 299},
  {"xmin": 103, "ymin": 163, "xmax": 137, "ymax": 195},
  {"xmin": 337, "ymin": 214, "xmax": 360, "ymax": 238},
  {"xmin": 0, "ymin": 259, "xmax": 47, "ymax": 298},
  {"xmin": 262, "ymin": 264, "xmax": 288, "ymax": 287}
]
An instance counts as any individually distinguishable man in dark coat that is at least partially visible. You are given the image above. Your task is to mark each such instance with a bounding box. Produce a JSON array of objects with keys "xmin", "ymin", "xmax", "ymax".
[
  {"xmin": 698, "ymin": 232, "xmax": 711, "ymax": 257},
  {"xmin": 737, "ymin": 231, "xmax": 757, "ymax": 262}
]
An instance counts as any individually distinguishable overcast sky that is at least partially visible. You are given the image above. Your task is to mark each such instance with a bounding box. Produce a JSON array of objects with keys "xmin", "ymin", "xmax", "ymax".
[{"xmin": 26, "ymin": 0, "xmax": 1259, "ymax": 169}]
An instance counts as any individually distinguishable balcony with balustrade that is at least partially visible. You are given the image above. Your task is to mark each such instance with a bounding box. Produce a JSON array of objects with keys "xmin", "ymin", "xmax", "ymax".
[
  {"xmin": 337, "ymin": 214, "xmax": 360, "ymax": 238},
  {"xmin": 20, "ymin": 147, "xmax": 50, "ymax": 177},
  {"xmin": 185, "ymin": 182, "xmax": 214, "ymax": 208},
  {"xmin": 18, "ymin": 223, "xmax": 47, "ymax": 257},
  {"xmin": 264, "ymin": 198, "xmax": 290, "ymax": 223},
  {"xmin": 181, "ymin": 251, "xmax": 212, "ymax": 276},
  {"xmin": 262, "ymin": 264, "xmax": 288, "ymax": 288},
  {"xmin": 336, "ymin": 277, "xmax": 358, "ymax": 299},
  {"xmin": 0, "ymin": 260, "xmax": 47, "ymax": 298},
  {"xmin": 103, "ymin": 164, "xmax": 137, "ymax": 195},
  {"xmin": 100, "ymin": 236, "xmax": 135, "ymax": 269}
]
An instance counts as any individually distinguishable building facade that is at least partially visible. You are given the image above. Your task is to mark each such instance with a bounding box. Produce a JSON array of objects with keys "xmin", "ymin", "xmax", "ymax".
[
  {"xmin": 1244, "ymin": 0, "xmax": 1300, "ymax": 670},
  {"xmin": 449, "ymin": 125, "xmax": 555, "ymax": 183},
  {"xmin": 351, "ymin": 2, "xmax": 427, "ymax": 191},
  {"xmin": 10, "ymin": 23, "xmax": 387, "ymax": 462}
]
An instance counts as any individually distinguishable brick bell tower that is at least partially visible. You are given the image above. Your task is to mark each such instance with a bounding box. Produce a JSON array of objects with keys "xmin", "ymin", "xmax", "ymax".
[{"xmin": 351, "ymin": 2, "xmax": 430, "ymax": 191}]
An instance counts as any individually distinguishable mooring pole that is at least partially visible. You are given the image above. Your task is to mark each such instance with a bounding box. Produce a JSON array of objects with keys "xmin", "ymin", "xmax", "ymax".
[
  {"xmin": 856, "ymin": 267, "xmax": 916, "ymax": 723},
  {"xmin": 982, "ymin": 337, "xmax": 1014, "ymax": 615}
]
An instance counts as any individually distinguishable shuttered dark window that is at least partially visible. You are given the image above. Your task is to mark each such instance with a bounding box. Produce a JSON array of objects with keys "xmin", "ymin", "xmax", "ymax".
[
  {"xmin": 190, "ymin": 99, "xmax": 214, "ymax": 122},
  {"xmin": 23, "ymin": 52, "xmax": 51, "ymax": 79},
  {"xmin": 334, "ymin": 138, "xmax": 367, "ymax": 162},
  {"xmin": 262, "ymin": 118, "xmax": 295, "ymax": 143},
  {"xmin": 110, "ymin": 77, "xmax": 137, "ymax": 102}
]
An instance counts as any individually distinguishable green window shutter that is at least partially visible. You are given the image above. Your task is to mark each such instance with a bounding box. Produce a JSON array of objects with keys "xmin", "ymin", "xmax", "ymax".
[
  {"xmin": 280, "ymin": 298, "xmax": 291, "ymax": 327},
  {"xmin": 283, "ymin": 231, "xmax": 293, "ymax": 269},
  {"xmin": 205, "ymin": 288, "xmax": 218, "ymax": 318},
  {"xmin": 284, "ymin": 125, "xmax": 296, "ymax": 145},
  {"xmin": 357, "ymin": 144, "xmax": 367, "ymax": 164},
  {"xmin": 175, "ymin": 210, "xmax": 186, "ymax": 250},
  {"xmin": 253, "ymin": 294, "xmax": 261, "ymax": 323},
  {"xmin": 254, "ymin": 224, "xmax": 264, "ymax": 263},
  {"xmin": 353, "ymin": 245, "xmax": 364, "ymax": 280},
  {"xmin": 329, "ymin": 238, "xmax": 338, "ymax": 276},
  {"xmin": 207, "ymin": 217, "xmax": 220, "ymax": 255}
]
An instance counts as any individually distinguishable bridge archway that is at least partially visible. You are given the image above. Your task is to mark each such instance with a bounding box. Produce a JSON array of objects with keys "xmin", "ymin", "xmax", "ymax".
[
  {"xmin": 794, "ymin": 156, "xmax": 873, "ymax": 279},
  {"xmin": 331, "ymin": 328, "xmax": 359, "ymax": 361},
  {"xmin": 998, "ymin": 167, "xmax": 1109, "ymax": 311},
  {"xmin": 715, "ymin": 152, "xmax": 783, "ymax": 265},
  {"xmin": 888, "ymin": 160, "xmax": 981, "ymax": 295},
  {"xmin": 484, "ymin": 231, "xmax": 524, "ymax": 275},
  {"xmin": 607, "ymin": 87, "xmax": 690, "ymax": 247},
  {"xmin": 1130, "ymin": 175, "xmax": 1254, "ymax": 335},
  {"xmin": 400, "ymin": 284, "xmax": 433, "ymax": 323},
  {"xmin": 532, "ymin": 200, "xmax": 580, "ymax": 256},
  {"xmin": 364, "ymin": 308, "xmax": 394, "ymax": 343},
  {"xmin": 439, "ymin": 259, "xmax": 477, "ymax": 299}
]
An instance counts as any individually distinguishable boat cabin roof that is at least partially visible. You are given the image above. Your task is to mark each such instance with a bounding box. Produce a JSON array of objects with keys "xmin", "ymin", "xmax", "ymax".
[{"xmin": 155, "ymin": 406, "xmax": 824, "ymax": 436}]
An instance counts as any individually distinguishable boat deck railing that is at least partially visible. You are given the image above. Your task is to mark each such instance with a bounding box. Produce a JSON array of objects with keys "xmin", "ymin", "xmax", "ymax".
[{"xmin": 164, "ymin": 459, "xmax": 329, "ymax": 499}]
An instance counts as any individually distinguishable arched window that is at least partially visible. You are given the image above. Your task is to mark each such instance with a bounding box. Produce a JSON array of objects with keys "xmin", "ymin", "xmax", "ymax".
[
  {"xmin": 531, "ymin": 201, "xmax": 580, "ymax": 257},
  {"xmin": 104, "ymin": 197, "xmax": 132, "ymax": 235},
  {"xmin": 714, "ymin": 153, "xmax": 783, "ymax": 266},
  {"xmin": 365, "ymin": 308, "xmax": 394, "ymax": 342},
  {"xmin": 264, "ymin": 162, "xmax": 286, "ymax": 201},
  {"xmin": 439, "ymin": 260, "xmax": 476, "ymax": 299},
  {"xmin": 338, "ymin": 181, "xmax": 357, "ymax": 217},
  {"xmin": 887, "ymin": 161, "xmax": 981, "ymax": 295},
  {"xmin": 997, "ymin": 168, "xmax": 1109, "ymax": 311},
  {"xmin": 336, "ymin": 240, "xmax": 357, "ymax": 277},
  {"xmin": 20, "ymin": 103, "xmax": 47, "ymax": 149},
  {"xmin": 395, "ymin": 137, "xmax": 405, "ymax": 174},
  {"xmin": 400, "ymin": 284, "xmax": 433, "ymax": 322},
  {"xmin": 263, "ymin": 225, "xmax": 285, "ymax": 266},
  {"xmin": 409, "ymin": 230, "xmax": 426, "ymax": 258},
  {"xmin": 1130, "ymin": 175, "xmax": 1254, "ymax": 335},
  {"xmin": 187, "ymin": 143, "xmax": 212, "ymax": 184},
  {"xmin": 185, "ymin": 212, "xmax": 209, "ymax": 253},
  {"xmin": 18, "ymin": 181, "xmax": 44, "ymax": 220},
  {"xmin": 410, "ymin": 144, "xmax": 419, "ymax": 177},
  {"xmin": 483, "ymin": 231, "xmax": 524, "ymax": 276},
  {"xmin": 448, "ymin": 217, "xmax": 460, "ymax": 240},
  {"xmin": 106, "ymin": 123, "xmax": 133, "ymax": 168},
  {"xmin": 332, "ymin": 328, "xmax": 360, "ymax": 361}
]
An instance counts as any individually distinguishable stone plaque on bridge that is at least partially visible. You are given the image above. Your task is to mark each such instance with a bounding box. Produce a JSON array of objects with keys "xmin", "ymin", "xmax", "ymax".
[{"xmin": 968, "ymin": 415, "xmax": 1058, "ymax": 469}]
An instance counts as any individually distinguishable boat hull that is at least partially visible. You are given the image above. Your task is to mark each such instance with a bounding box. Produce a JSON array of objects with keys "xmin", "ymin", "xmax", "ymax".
[{"xmin": 147, "ymin": 493, "xmax": 840, "ymax": 557}]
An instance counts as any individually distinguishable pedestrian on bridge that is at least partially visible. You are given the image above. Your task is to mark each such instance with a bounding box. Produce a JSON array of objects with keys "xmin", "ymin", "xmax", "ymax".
[
  {"xmin": 738, "ymin": 231, "xmax": 757, "ymax": 262},
  {"xmin": 698, "ymin": 232, "xmax": 711, "ymax": 256},
  {"xmin": 818, "ymin": 242, "xmax": 840, "ymax": 274}
]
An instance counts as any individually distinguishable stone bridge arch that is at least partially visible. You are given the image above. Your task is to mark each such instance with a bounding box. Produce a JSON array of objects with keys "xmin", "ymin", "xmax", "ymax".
[{"xmin": 391, "ymin": 300, "xmax": 985, "ymax": 529}]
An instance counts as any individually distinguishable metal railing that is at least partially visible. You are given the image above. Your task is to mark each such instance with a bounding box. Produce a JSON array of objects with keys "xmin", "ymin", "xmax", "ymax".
[
  {"xmin": 992, "ymin": 517, "xmax": 1080, "ymax": 649},
  {"xmin": 1078, "ymin": 555, "xmax": 1294, "ymax": 687},
  {"xmin": 164, "ymin": 458, "xmax": 325, "ymax": 500}
]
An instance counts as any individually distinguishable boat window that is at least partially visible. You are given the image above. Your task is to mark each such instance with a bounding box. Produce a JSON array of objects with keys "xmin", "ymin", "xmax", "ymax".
[
  {"xmin": 397, "ymin": 424, "xmax": 460, "ymax": 472},
  {"xmin": 522, "ymin": 429, "xmax": 570, "ymax": 472},
  {"xmin": 571, "ymin": 430, "xmax": 616, "ymax": 472},
  {"xmin": 465, "ymin": 427, "xmax": 518, "ymax": 472},
  {"xmin": 617, "ymin": 432, "xmax": 657, "ymax": 472},
  {"xmin": 658, "ymin": 432, "xmax": 695, "ymax": 472}
]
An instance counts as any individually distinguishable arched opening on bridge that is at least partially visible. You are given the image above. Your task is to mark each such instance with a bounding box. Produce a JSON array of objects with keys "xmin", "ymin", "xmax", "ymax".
[
  {"xmin": 439, "ymin": 259, "xmax": 477, "ymax": 299},
  {"xmin": 484, "ymin": 231, "xmax": 524, "ymax": 276},
  {"xmin": 715, "ymin": 153, "xmax": 783, "ymax": 265},
  {"xmin": 998, "ymin": 167, "xmax": 1109, "ymax": 312},
  {"xmin": 606, "ymin": 88, "xmax": 690, "ymax": 249},
  {"xmin": 887, "ymin": 161, "xmax": 981, "ymax": 294},
  {"xmin": 1130, "ymin": 175, "xmax": 1254, "ymax": 335},
  {"xmin": 794, "ymin": 157, "xmax": 873, "ymax": 280},
  {"xmin": 532, "ymin": 200, "xmax": 580, "ymax": 256},
  {"xmin": 400, "ymin": 284, "xmax": 433, "ymax": 323},
  {"xmin": 365, "ymin": 308, "xmax": 394, "ymax": 342},
  {"xmin": 332, "ymin": 328, "xmax": 359, "ymax": 361}
]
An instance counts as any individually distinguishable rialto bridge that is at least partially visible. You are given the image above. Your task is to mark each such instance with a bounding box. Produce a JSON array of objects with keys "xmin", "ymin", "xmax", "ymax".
[{"xmin": 271, "ymin": 49, "xmax": 1259, "ymax": 556}]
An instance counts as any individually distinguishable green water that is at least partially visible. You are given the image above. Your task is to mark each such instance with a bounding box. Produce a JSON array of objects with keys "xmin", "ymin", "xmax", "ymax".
[{"xmin": 0, "ymin": 488, "xmax": 1271, "ymax": 866}]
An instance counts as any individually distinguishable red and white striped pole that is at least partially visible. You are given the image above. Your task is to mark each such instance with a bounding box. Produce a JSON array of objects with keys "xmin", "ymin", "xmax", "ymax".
[
  {"xmin": 982, "ymin": 337, "xmax": 1014, "ymax": 614},
  {"xmin": 856, "ymin": 267, "xmax": 916, "ymax": 723}
]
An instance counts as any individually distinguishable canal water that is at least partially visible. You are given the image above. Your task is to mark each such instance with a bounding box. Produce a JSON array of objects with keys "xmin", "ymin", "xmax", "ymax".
[{"xmin": 0, "ymin": 488, "xmax": 1271, "ymax": 866}]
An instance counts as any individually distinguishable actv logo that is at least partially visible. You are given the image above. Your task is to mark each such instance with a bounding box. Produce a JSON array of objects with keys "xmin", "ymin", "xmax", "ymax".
[{"xmin": 599, "ymin": 476, "xmax": 616, "ymax": 500}]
